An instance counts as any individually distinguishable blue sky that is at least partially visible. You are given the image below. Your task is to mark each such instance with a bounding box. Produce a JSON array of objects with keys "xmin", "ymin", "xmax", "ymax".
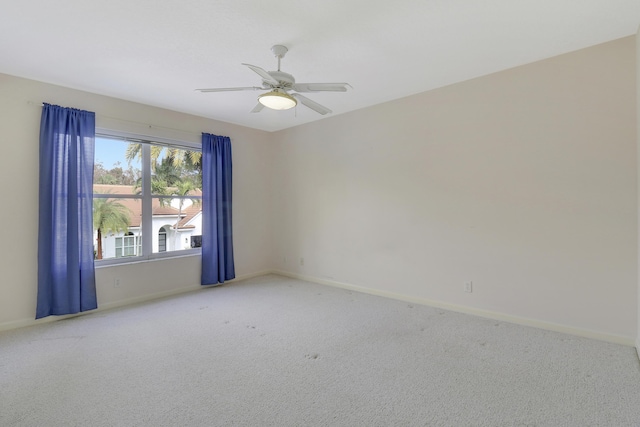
[{"xmin": 95, "ymin": 137, "xmax": 140, "ymax": 170}]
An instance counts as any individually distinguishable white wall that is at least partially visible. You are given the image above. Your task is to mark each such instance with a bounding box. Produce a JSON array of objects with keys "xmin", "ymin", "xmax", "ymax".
[
  {"xmin": 272, "ymin": 37, "xmax": 638, "ymax": 343},
  {"xmin": 0, "ymin": 73, "xmax": 273, "ymax": 330}
]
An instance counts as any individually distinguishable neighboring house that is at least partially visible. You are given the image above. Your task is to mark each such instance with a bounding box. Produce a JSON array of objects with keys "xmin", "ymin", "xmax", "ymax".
[{"xmin": 93, "ymin": 184, "xmax": 202, "ymax": 259}]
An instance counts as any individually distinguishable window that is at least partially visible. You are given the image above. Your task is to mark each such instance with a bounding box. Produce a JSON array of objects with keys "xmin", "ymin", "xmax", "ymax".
[
  {"xmin": 115, "ymin": 233, "xmax": 142, "ymax": 258},
  {"xmin": 158, "ymin": 227, "xmax": 167, "ymax": 252},
  {"xmin": 93, "ymin": 134, "xmax": 202, "ymax": 264}
]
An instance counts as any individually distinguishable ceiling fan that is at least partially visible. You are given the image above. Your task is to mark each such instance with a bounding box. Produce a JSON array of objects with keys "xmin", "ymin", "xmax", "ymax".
[{"xmin": 196, "ymin": 45, "xmax": 351, "ymax": 115}]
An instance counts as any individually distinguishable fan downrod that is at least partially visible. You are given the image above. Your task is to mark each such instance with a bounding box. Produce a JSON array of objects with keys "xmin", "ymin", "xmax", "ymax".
[{"xmin": 271, "ymin": 45, "xmax": 288, "ymax": 71}]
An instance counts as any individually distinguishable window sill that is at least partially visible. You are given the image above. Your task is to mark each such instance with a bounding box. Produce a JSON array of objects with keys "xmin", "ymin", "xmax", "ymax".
[{"xmin": 95, "ymin": 249, "xmax": 201, "ymax": 268}]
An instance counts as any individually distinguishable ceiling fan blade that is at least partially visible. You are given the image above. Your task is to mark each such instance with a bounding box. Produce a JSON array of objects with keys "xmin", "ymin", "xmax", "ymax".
[
  {"xmin": 292, "ymin": 94, "xmax": 332, "ymax": 115},
  {"xmin": 196, "ymin": 86, "xmax": 263, "ymax": 93},
  {"xmin": 242, "ymin": 63, "xmax": 279, "ymax": 86},
  {"xmin": 250, "ymin": 103, "xmax": 265, "ymax": 113},
  {"xmin": 292, "ymin": 83, "xmax": 351, "ymax": 93}
]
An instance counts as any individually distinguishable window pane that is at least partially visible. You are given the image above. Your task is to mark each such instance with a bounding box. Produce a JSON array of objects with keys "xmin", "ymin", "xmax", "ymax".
[
  {"xmin": 120, "ymin": 235, "xmax": 140, "ymax": 257},
  {"xmin": 158, "ymin": 229, "xmax": 167, "ymax": 252},
  {"xmin": 149, "ymin": 144, "xmax": 202, "ymax": 254},
  {"xmin": 93, "ymin": 135, "xmax": 202, "ymax": 262},
  {"xmin": 152, "ymin": 197, "xmax": 202, "ymax": 254},
  {"xmin": 93, "ymin": 198, "xmax": 142, "ymax": 260},
  {"xmin": 94, "ymin": 137, "xmax": 144, "ymax": 260},
  {"xmin": 149, "ymin": 145, "xmax": 202, "ymax": 197},
  {"xmin": 94, "ymin": 138, "xmax": 142, "ymax": 195}
]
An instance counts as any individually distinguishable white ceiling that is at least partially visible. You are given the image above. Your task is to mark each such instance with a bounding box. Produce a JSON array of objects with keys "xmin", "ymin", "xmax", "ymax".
[{"xmin": 1, "ymin": 1, "xmax": 639, "ymax": 132}]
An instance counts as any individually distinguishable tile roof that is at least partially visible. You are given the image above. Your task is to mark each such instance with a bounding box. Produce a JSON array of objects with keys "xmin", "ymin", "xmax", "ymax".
[{"xmin": 93, "ymin": 184, "xmax": 202, "ymax": 229}]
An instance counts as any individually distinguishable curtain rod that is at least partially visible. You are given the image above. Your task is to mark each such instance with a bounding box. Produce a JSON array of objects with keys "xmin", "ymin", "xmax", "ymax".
[{"xmin": 26, "ymin": 100, "xmax": 204, "ymax": 138}]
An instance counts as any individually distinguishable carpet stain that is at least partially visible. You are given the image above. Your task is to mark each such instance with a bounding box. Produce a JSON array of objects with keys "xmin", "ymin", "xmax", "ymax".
[
  {"xmin": 407, "ymin": 305, "xmax": 414, "ymax": 309},
  {"xmin": 305, "ymin": 353, "xmax": 320, "ymax": 360},
  {"xmin": 246, "ymin": 325, "xmax": 256, "ymax": 329}
]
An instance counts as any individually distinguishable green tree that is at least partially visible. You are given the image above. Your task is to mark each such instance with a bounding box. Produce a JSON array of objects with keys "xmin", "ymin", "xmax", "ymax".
[
  {"xmin": 95, "ymin": 174, "xmax": 118, "ymax": 185},
  {"xmin": 94, "ymin": 160, "xmax": 140, "ymax": 185},
  {"xmin": 93, "ymin": 161, "xmax": 110, "ymax": 184},
  {"xmin": 166, "ymin": 180, "xmax": 201, "ymax": 250},
  {"xmin": 131, "ymin": 157, "xmax": 181, "ymax": 200},
  {"xmin": 125, "ymin": 143, "xmax": 162, "ymax": 170},
  {"xmin": 154, "ymin": 158, "xmax": 183, "ymax": 187},
  {"xmin": 93, "ymin": 198, "xmax": 131, "ymax": 260},
  {"xmin": 125, "ymin": 144, "xmax": 201, "ymax": 177},
  {"xmin": 125, "ymin": 143, "xmax": 203, "ymax": 251}
]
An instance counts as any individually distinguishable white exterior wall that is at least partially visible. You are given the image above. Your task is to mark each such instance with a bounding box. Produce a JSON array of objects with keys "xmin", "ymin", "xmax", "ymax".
[
  {"xmin": 98, "ymin": 210, "xmax": 203, "ymax": 259},
  {"xmin": 152, "ymin": 216, "xmax": 188, "ymax": 252},
  {"xmin": 99, "ymin": 229, "xmax": 141, "ymax": 260},
  {"xmin": 187, "ymin": 212, "xmax": 203, "ymax": 237}
]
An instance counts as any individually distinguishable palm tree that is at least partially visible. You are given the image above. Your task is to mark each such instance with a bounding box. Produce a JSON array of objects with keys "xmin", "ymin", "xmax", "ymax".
[
  {"xmin": 93, "ymin": 198, "xmax": 131, "ymax": 260},
  {"xmin": 132, "ymin": 176, "xmax": 170, "ymax": 199},
  {"xmin": 125, "ymin": 143, "xmax": 203, "ymax": 251},
  {"xmin": 165, "ymin": 148, "xmax": 202, "ymax": 170},
  {"xmin": 166, "ymin": 180, "xmax": 201, "ymax": 250},
  {"xmin": 131, "ymin": 157, "xmax": 181, "ymax": 204},
  {"xmin": 125, "ymin": 143, "xmax": 164, "ymax": 172},
  {"xmin": 125, "ymin": 145, "xmax": 201, "ymax": 173},
  {"xmin": 153, "ymin": 157, "xmax": 183, "ymax": 188}
]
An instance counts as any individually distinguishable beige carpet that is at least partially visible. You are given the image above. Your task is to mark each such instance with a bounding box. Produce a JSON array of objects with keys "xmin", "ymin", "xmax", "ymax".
[{"xmin": 1, "ymin": 274, "xmax": 640, "ymax": 426}]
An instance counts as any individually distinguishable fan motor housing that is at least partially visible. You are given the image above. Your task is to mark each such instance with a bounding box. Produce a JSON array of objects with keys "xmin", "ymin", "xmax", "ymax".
[{"xmin": 266, "ymin": 71, "xmax": 295, "ymax": 88}]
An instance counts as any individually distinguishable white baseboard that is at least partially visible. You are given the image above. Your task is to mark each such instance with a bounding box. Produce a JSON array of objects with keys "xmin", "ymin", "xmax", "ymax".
[
  {"xmin": 0, "ymin": 316, "xmax": 56, "ymax": 333},
  {"xmin": 230, "ymin": 269, "xmax": 275, "ymax": 283},
  {"xmin": 272, "ymin": 270, "xmax": 636, "ymax": 347},
  {"xmin": 0, "ymin": 269, "xmax": 272, "ymax": 333},
  {"xmin": 3, "ymin": 268, "xmax": 636, "ymax": 349},
  {"xmin": 0, "ymin": 284, "xmax": 200, "ymax": 333},
  {"xmin": 95, "ymin": 270, "xmax": 271, "ymax": 314}
]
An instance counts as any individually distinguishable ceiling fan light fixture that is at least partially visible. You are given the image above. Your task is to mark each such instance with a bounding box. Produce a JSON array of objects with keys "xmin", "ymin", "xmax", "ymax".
[{"xmin": 258, "ymin": 89, "xmax": 297, "ymax": 110}]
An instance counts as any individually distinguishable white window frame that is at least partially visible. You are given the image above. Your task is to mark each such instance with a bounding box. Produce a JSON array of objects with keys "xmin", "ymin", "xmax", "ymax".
[
  {"xmin": 94, "ymin": 129, "xmax": 202, "ymax": 266},
  {"xmin": 115, "ymin": 234, "xmax": 142, "ymax": 258}
]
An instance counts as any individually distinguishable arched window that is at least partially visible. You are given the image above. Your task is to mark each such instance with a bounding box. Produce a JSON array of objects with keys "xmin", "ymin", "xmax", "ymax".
[{"xmin": 158, "ymin": 227, "xmax": 167, "ymax": 252}]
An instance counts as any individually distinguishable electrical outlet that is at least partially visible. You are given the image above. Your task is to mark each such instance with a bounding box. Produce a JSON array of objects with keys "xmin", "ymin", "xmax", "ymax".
[
  {"xmin": 114, "ymin": 278, "xmax": 121, "ymax": 288},
  {"xmin": 464, "ymin": 281, "xmax": 473, "ymax": 293}
]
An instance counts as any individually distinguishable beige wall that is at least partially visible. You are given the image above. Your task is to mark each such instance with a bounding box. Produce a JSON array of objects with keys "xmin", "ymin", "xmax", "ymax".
[
  {"xmin": 1, "ymin": 36, "xmax": 637, "ymax": 345},
  {"xmin": 637, "ymin": 25, "xmax": 640, "ymax": 352},
  {"xmin": 272, "ymin": 37, "xmax": 638, "ymax": 342},
  {"xmin": 0, "ymin": 73, "xmax": 273, "ymax": 330}
]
